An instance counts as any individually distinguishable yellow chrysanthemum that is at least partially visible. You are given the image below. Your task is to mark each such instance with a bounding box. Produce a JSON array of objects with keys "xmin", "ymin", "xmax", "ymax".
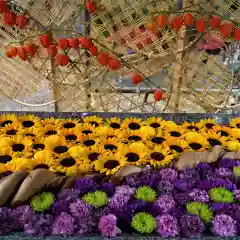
[
  {"xmin": 197, "ymin": 119, "xmax": 218, "ymax": 130},
  {"xmin": 186, "ymin": 136, "xmax": 210, "ymax": 152},
  {"xmin": 82, "ymin": 115, "xmax": 103, "ymax": 127},
  {"xmin": 81, "ymin": 145, "xmax": 108, "ymax": 163},
  {"xmin": 94, "ymin": 154, "xmax": 126, "ymax": 175},
  {"xmin": 145, "ymin": 130, "xmax": 166, "ymax": 149},
  {"xmin": 223, "ymin": 140, "xmax": 240, "ymax": 152},
  {"xmin": 139, "ymin": 126, "xmax": 156, "ymax": 137},
  {"xmin": 59, "ymin": 128, "xmax": 83, "ymax": 143},
  {"xmin": 68, "ymin": 145, "xmax": 86, "ymax": 158},
  {"xmin": 32, "ymin": 150, "xmax": 55, "ymax": 170},
  {"xmin": 117, "ymin": 144, "xmax": 148, "ymax": 166},
  {"xmin": 76, "ymin": 123, "xmax": 96, "ymax": 136},
  {"xmin": 164, "ymin": 137, "xmax": 189, "ymax": 155},
  {"xmin": 230, "ymin": 117, "xmax": 240, "ymax": 128},
  {"xmin": 0, "ymin": 146, "xmax": 14, "ymax": 164},
  {"xmin": 105, "ymin": 117, "xmax": 121, "ymax": 129},
  {"xmin": 0, "ymin": 113, "xmax": 19, "ymax": 127},
  {"xmin": 121, "ymin": 117, "xmax": 143, "ymax": 130},
  {"xmin": 182, "ymin": 122, "xmax": 200, "ymax": 132},
  {"xmin": 212, "ymin": 125, "xmax": 232, "ymax": 138},
  {"xmin": 201, "ymin": 130, "xmax": 228, "ymax": 148},
  {"xmin": 38, "ymin": 124, "xmax": 61, "ymax": 138},
  {"xmin": 40, "ymin": 117, "xmax": 62, "ymax": 127},
  {"xmin": 148, "ymin": 145, "xmax": 174, "ymax": 167},
  {"xmin": 165, "ymin": 125, "xmax": 186, "ymax": 138},
  {"xmin": 144, "ymin": 117, "xmax": 163, "ymax": 129},
  {"xmin": 100, "ymin": 138, "xmax": 122, "ymax": 152},
  {"xmin": 120, "ymin": 129, "xmax": 147, "ymax": 144},
  {"xmin": 18, "ymin": 114, "xmax": 41, "ymax": 129},
  {"xmin": 60, "ymin": 118, "xmax": 79, "ymax": 130},
  {"xmin": 0, "ymin": 122, "xmax": 20, "ymax": 137},
  {"xmin": 18, "ymin": 126, "xmax": 41, "ymax": 139},
  {"xmin": 6, "ymin": 157, "xmax": 33, "ymax": 172},
  {"xmin": 52, "ymin": 153, "xmax": 92, "ymax": 176}
]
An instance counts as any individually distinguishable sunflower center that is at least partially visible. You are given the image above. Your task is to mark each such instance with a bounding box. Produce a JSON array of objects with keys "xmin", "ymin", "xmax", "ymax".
[
  {"xmin": 208, "ymin": 138, "xmax": 221, "ymax": 147},
  {"xmin": 45, "ymin": 130, "xmax": 57, "ymax": 136},
  {"xmin": 170, "ymin": 131, "xmax": 181, "ymax": 137},
  {"xmin": 205, "ymin": 123, "xmax": 215, "ymax": 129},
  {"xmin": 237, "ymin": 123, "xmax": 240, "ymax": 128},
  {"xmin": 84, "ymin": 140, "xmax": 95, "ymax": 147},
  {"xmin": 25, "ymin": 133, "xmax": 35, "ymax": 137},
  {"xmin": 128, "ymin": 122, "xmax": 140, "ymax": 130},
  {"xmin": 33, "ymin": 164, "xmax": 49, "ymax": 170},
  {"xmin": 82, "ymin": 130, "xmax": 92, "ymax": 135},
  {"xmin": 107, "ymin": 135, "xmax": 115, "ymax": 139},
  {"xmin": 110, "ymin": 123, "xmax": 120, "ymax": 129},
  {"xmin": 12, "ymin": 144, "xmax": 25, "ymax": 152},
  {"xmin": 0, "ymin": 155, "xmax": 12, "ymax": 163},
  {"xmin": 150, "ymin": 152, "xmax": 164, "ymax": 161},
  {"xmin": 0, "ymin": 171, "xmax": 12, "ymax": 177},
  {"xmin": 125, "ymin": 152, "xmax": 140, "ymax": 162},
  {"xmin": 88, "ymin": 152, "xmax": 99, "ymax": 161},
  {"xmin": 63, "ymin": 122, "xmax": 76, "ymax": 129},
  {"xmin": 189, "ymin": 143, "xmax": 202, "ymax": 150},
  {"xmin": 104, "ymin": 160, "xmax": 119, "ymax": 169},
  {"xmin": 150, "ymin": 122, "xmax": 160, "ymax": 128},
  {"xmin": 104, "ymin": 144, "xmax": 117, "ymax": 151},
  {"xmin": 89, "ymin": 121, "xmax": 99, "ymax": 127},
  {"xmin": 22, "ymin": 121, "xmax": 34, "ymax": 128},
  {"xmin": 218, "ymin": 130, "xmax": 229, "ymax": 137},
  {"xmin": 65, "ymin": 134, "xmax": 77, "ymax": 141},
  {"xmin": 151, "ymin": 137, "xmax": 165, "ymax": 144},
  {"xmin": 54, "ymin": 146, "xmax": 68, "ymax": 154},
  {"xmin": 187, "ymin": 126, "xmax": 199, "ymax": 131},
  {"xmin": 33, "ymin": 143, "xmax": 45, "ymax": 150},
  {"xmin": 1, "ymin": 120, "xmax": 13, "ymax": 127},
  {"xmin": 6, "ymin": 130, "xmax": 17, "ymax": 135},
  {"xmin": 128, "ymin": 136, "xmax": 142, "ymax": 141},
  {"xmin": 60, "ymin": 157, "xmax": 76, "ymax": 167},
  {"xmin": 170, "ymin": 145, "xmax": 183, "ymax": 153}
]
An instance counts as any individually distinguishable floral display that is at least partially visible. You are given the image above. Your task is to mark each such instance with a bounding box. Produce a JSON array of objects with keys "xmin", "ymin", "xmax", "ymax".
[
  {"xmin": 0, "ymin": 114, "xmax": 239, "ymax": 177},
  {"xmin": 0, "ymin": 157, "xmax": 239, "ymax": 237}
]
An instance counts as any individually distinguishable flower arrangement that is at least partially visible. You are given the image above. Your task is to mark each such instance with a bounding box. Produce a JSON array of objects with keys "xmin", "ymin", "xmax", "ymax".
[
  {"xmin": 0, "ymin": 114, "xmax": 239, "ymax": 176},
  {"xmin": 0, "ymin": 157, "xmax": 239, "ymax": 237}
]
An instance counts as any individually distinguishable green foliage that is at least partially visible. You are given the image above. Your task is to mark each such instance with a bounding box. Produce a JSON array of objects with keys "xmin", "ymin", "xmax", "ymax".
[
  {"xmin": 82, "ymin": 191, "xmax": 108, "ymax": 208},
  {"xmin": 209, "ymin": 187, "xmax": 234, "ymax": 203},
  {"xmin": 30, "ymin": 192, "xmax": 55, "ymax": 212},
  {"xmin": 131, "ymin": 212, "xmax": 156, "ymax": 234},
  {"xmin": 136, "ymin": 186, "xmax": 157, "ymax": 202}
]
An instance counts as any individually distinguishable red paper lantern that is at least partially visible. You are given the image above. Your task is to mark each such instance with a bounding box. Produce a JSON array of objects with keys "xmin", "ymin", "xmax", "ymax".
[
  {"xmin": 89, "ymin": 46, "xmax": 98, "ymax": 56},
  {"xmin": 79, "ymin": 37, "xmax": 93, "ymax": 49},
  {"xmin": 171, "ymin": 16, "xmax": 183, "ymax": 30},
  {"xmin": 108, "ymin": 58, "xmax": 121, "ymax": 70},
  {"xmin": 16, "ymin": 14, "xmax": 29, "ymax": 28},
  {"xmin": 156, "ymin": 15, "xmax": 168, "ymax": 28},
  {"xmin": 24, "ymin": 43, "xmax": 37, "ymax": 57},
  {"xmin": 195, "ymin": 18, "xmax": 206, "ymax": 33},
  {"xmin": 209, "ymin": 16, "xmax": 221, "ymax": 29},
  {"xmin": 56, "ymin": 54, "xmax": 69, "ymax": 66},
  {"xmin": 3, "ymin": 11, "xmax": 16, "ymax": 26},
  {"xmin": 0, "ymin": 0, "xmax": 8, "ymax": 13},
  {"xmin": 40, "ymin": 35, "xmax": 52, "ymax": 48},
  {"xmin": 58, "ymin": 38, "xmax": 69, "ymax": 50},
  {"xmin": 97, "ymin": 52, "xmax": 109, "ymax": 65},
  {"xmin": 68, "ymin": 38, "xmax": 79, "ymax": 49},
  {"xmin": 5, "ymin": 47, "xmax": 17, "ymax": 58},
  {"xmin": 17, "ymin": 47, "xmax": 27, "ymax": 61},
  {"xmin": 47, "ymin": 45, "xmax": 58, "ymax": 58},
  {"xmin": 184, "ymin": 13, "xmax": 194, "ymax": 26},
  {"xmin": 154, "ymin": 89, "xmax": 164, "ymax": 101},
  {"xmin": 234, "ymin": 28, "xmax": 240, "ymax": 41},
  {"xmin": 220, "ymin": 23, "xmax": 233, "ymax": 38},
  {"xmin": 86, "ymin": 0, "xmax": 96, "ymax": 13},
  {"xmin": 132, "ymin": 73, "xmax": 144, "ymax": 85}
]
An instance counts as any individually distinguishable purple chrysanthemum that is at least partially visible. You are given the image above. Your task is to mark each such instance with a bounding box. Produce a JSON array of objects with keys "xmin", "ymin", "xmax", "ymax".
[
  {"xmin": 138, "ymin": 171, "xmax": 159, "ymax": 188},
  {"xmin": 168, "ymin": 206, "xmax": 186, "ymax": 219},
  {"xmin": 234, "ymin": 189, "xmax": 240, "ymax": 201},
  {"xmin": 24, "ymin": 214, "xmax": 53, "ymax": 236},
  {"xmin": 69, "ymin": 200, "xmax": 92, "ymax": 218},
  {"xmin": 219, "ymin": 158, "xmax": 240, "ymax": 169},
  {"xmin": 179, "ymin": 168, "xmax": 200, "ymax": 180},
  {"xmin": 76, "ymin": 214, "xmax": 97, "ymax": 234},
  {"xmin": 197, "ymin": 178, "xmax": 236, "ymax": 191},
  {"xmin": 52, "ymin": 200, "xmax": 69, "ymax": 215},
  {"xmin": 74, "ymin": 178, "xmax": 98, "ymax": 195},
  {"xmin": 11, "ymin": 205, "xmax": 33, "ymax": 229},
  {"xmin": 125, "ymin": 174, "xmax": 141, "ymax": 187},
  {"xmin": 174, "ymin": 179, "xmax": 193, "ymax": 192},
  {"xmin": 188, "ymin": 188, "xmax": 209, "ymax": 203},
  {"xmin": 57, "ymin": 189, "xmax": 79, "ymax": 203},
  {"xmin": 210, "ymin": 203, "xmax": 232, "ymax": 213},
  {"xmin": 102, "ymin": 182, "xmax": 116, "ymax": 197},
  {"xmin": 196, "ymin": 163, "xmax": 213, "ymax": 179},
  {"xmin": 180, "ymin": 214, "xmax": 204, "ymax": 238},
  {"xmin": 0, "ymin": 207, "xmax": 12, "ymax": 234},
  {"xmin": 155, "ymin": 195, "xmax": 175, "ymax": 213},
  {"xmin": 156, "ymin": 180, "xmax": 174, "ymax": 193},
  {"xmin": 156, "ymin": 214, "xmax": 179, "ymax": 237},
  {"xmin": 158, "ymin": 168, "xmax": 178, "ymax": 182},
  {"xmin": 211, "ymin": 214, "xmax": 237, "ymax": 237},
  {"xmin": 215, "ymin": 168, "xmax": 232, "ymax": 178},
  {"xmin": 98, "ymin": 214, "xmax": 121, "ymax": 237},
  {"xmin": 173, "ymin": 191, "xmax": 189, "ymax": 205},
  {"xmin": 52, "ymin": 212, "xmax": 76, "ymax": 236}
]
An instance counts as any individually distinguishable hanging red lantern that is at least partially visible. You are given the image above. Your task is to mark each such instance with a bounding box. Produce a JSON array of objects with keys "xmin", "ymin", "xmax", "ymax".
[
  {"xmin": 17, "ymin": 47, "xmax": 27, "ymax": 61},
  {"xmin": 195, "ymin": 18, "xmax": 206, "ymax": 33},
  {"xmin": 156, "ymin": 15, "xmax": 168, "ymax": 28},
  {"xmin": 108, "ymin": 58, "xmax": 121, "ymax": 70},
  {"xmin": 16, "ymin": 14, "xmax": 29, "ymax": 28},
  {"xmin": 184, "ymin": 13, "xmax": 194, "ymax": 26},
  {"xmin": 220, "ymin": 23, "xmax": 233, "ymax": 38},
  {"xmin": 79, "ymin": 37, "xmax": 93, "ymax": 49},
  {"xmin": 154, "ymin": 89, "xmax": 164, "ymax": 101},
  {"xmin": 0, "ymin": 0, "xmax": 8, "ymax": 13},
  {"xmin": 89, "ymin": 46, "xmax": 98, "ymax": 56},
  {"xmin": 58, "ymin": 38, "xmax": 69, "ymax": 50},
  {"xmin": 209, "ymin": 15, "xmax": 221, "ymax": 29},
  {"xmin": 86, "ymin": 0, "xmax": 96, "ymax": 13},
  {"xmin": 56, "ymin": 54, "xmax": 69, "ymax": 66},
  {"xmin": 40, "ymin": 34, "xmax": 51, "ymax": 48},
  {"xmin": 234, "ymin": 28, "xmax": 240, "ymax": 41},
  {"xmin": 47, "ymin": 45, "xmax": 58, "ymax": 58},
  {"xmin": 132, "ymin": 73, "xmax": 144, "ymax": 85},
  {"xmin": 5, "ymin": 47, "xmax": 17, "ymax": 58},
  {"xmin": 24, "ymin": 43, "xmax": 37, "ymax": 57},
  {"xmin": 97, "ymin": 52, "xmax": 109, "ymax": 65},
  {"xmin": 3, "ymin": 11, "xmax": 16, "ymax": 26},
  {"xmin": 68, "ymin": 38, "xmax": 79, "ymax": 49},
  {"xmin": 171, "ymin": 16, "xmax": 183, "ymax": 30}
]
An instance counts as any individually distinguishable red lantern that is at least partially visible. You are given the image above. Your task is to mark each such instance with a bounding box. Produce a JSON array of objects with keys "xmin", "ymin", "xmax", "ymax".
[
  {"xmin": 47, "ymin": 45, "xmax": 58, "ymax": 58},
  {"xmin": 234, "ymin": 28, "xmax": 240, "ymax": 41},
  {"xmin": 16, "ymin": 14, "xmax": 29, "ymax": 28},
  {"xmin": 40, "ymin": 34, "xmax": 51, "ymax": 48},
  {"xmin": 79, "ymin": 37, "xmax": 93, "ymax": 49},
  {"xmin": 89, "ymin": 46, "xmax": 98, "ymax": 56},
  {"xmin": 0, "ymin": 0, "xmax": 8, "ymax": 13},
  {"xmin": 24, "ymin": 43, "xmax": 37, "ymax": 57},
  {"xmin": 209, "ymin": 16, "xmax": 221, "ymax": 29},
  {"xmin": 86, "ymin": 0, "xmax": 96, "ymax": 13},
  {"xmin": 97, "ymin": 52, "xmax": 109, "ymax": 65},
  {"xmin": 68, "ymin": 38, "xmax": 79, "ymax": 49},
  {"xmin": 108, "ymin": 58, "xmax": 121, "ymax": 70},
  {"xmin": 17, "ymin": 47, "xmax": 27, "ymax": 61},
  {"xmin": 58, "ymin": 38, "xmax": 69, "ymax": 50},
  {"xmin": 132, "ymin": 73, "xmax": 144, "ymax": 85},
  {"xmin": 184, "ymin": 13, "xmax": 194, "ymax": 26},
  {"xmin": 3, "ymin": 11, "xmax": 16, "ymax": 26},
  {"xmin": 5, "ymin": 47, "xmax": 17, "ymax": 58},
  {"xmin": 56, "ymin": 54, "xmax": 69, "ymax": 66},
  {"xmin": 154, "ymin": 89, "xmax": 164, "ymax": 101},
  {"xmin": 171, "ymin": 16, "xmax": 183, "ymax": 30},
  {"xmin": 220, "ymin": 23, "xmax": 233, "ymax": 38},
  {"xmin": 156, "ymin": 15, "xmax": 168, "ymax": 28},
  {"xmin": 195, "ymin": 18, "xmax": 206, "ymax": 33}
]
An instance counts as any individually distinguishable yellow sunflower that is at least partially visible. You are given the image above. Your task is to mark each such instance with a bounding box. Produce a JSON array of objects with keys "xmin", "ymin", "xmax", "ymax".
[
  {"xmin": 120, "ymin": 129, "xmax": 147, "ymax": 144},
  {"xmin": 68, "ymin": 145, "xmax": 86, "ymax": 158},
  {"xmin": 18, "ymin": 114, "xmax": 41, "ymax": 128},
  {"xmin": 76, "ymin": 123, "xmax": 96, "ymax": 136},
  {"xmin": 197, "ymin": 118, "xmax": 218, "ymax": 130},
  {"xmin": 145, "ymin": 129, "xmax": 166, "ymax": 149},
  {"xmin": 212, "ymin": 125, "xmax": 232, "ymax": 138},
  {"xmin": 32, "ymin": 137, "xmax": 46, "ymax": 152},
  {"xmin": 116, "ymin": 144, "xmax": 148, "ymax": 166},
  {"xmin": 39, "ymin": 124, "xmax": 61, "ymax": 138},
  {"xmin": 52, "ymin": 152, "xmax": 92, "ymax": 176},
  {"xmin": 144, "ymin": 117, "xmax": 163, "ymax": 129},
  {"xmin": 164, "ymin": 137, "xmax": 189, "ymax": 155},
  {"xmin": 160, "ymin": 120, "xmax": 178, "ymax": 129},
  {"xmin": 121, "ymin": 117, "xmax": 143, "ymax": 130},
  {"xmin": 230, "ymin": 117, "xmax": 240, "ymax": 128},
  {"xmin": 201, "ymin": 130, "xmax": 228, "ymax": 148},
  {"xmin": 139, "ymin": 126, "xmax": 156, "ymax": 137},
  {"xmin": 18, "ymin": 126, "xmax": 41, "ymax": 139},
  {"xmin": 0, "ymin": 113, "xmax": 19, "ymax": 127},
  {"xmin": 231, "ymin": 128, "xmax": 240, "ymax": 140},
  {"xmin": 95, "ymin": 127, "xmax": 122, "ymax": 140},
  {"xmin": 81, "ymin": 134, "xmax": 99, "ymax": 148},
  {"xmin": 223, "ymin": 140, "xmax": 240, "ymax": 152},
  {"xmin": 100, "ymin": 138, "xmax": 122, "ymax": 152},
  {"xmin": 184, "ymin": 132, "xmax": 204, "ymax": 142},
  {"xmin": 40, "ymin": 117, "xmax": 62, "ymax": 127},
  {"xmin": 81, "ymin": 145, "xmax": 108, "ymax": 163},
  {"xmin": 60, "ymin": 118, "xmax": 79, "ymax": 129},
  {"xmin": 148, "ymin": 145, "xmax": 174, "ymax": 167},
  {"xmin": 82, "ymin": 115, "xmax": 103, "ymax": 127},
  {"xmin": 0, "ymin": 122, "xmax": 20, "ymax": 137},
  {"xmin": 32, "ymin": 150, "xmax": 55, "ymax": 170},
  {"xmin": 165, "ymin": 125, "xmax": 186, "ymax": 138},
  {"xmin": 6, "ymin": 157, "xmax": 33, "ymax": 172},
  {"xmin": 185, "ymin": 135, "xmax": 210, "ymax": 152},
  {"xmin": 94, "ymin": 154, "xmax": 126, "ymax": 175},
  {"xmin": 182, "ymin": 121, "xmax": 200, "ymax": 132},
  {"xmin": 59, "ymin": 128, "xmax": 83, "ymax": 143},
  {"xmin": 0, "ymin": 146, "xmax": 14, "ymax": 164},
  {"xmin": 105, "ymin": 117, "xmax": 121, "ymax": 129}
]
